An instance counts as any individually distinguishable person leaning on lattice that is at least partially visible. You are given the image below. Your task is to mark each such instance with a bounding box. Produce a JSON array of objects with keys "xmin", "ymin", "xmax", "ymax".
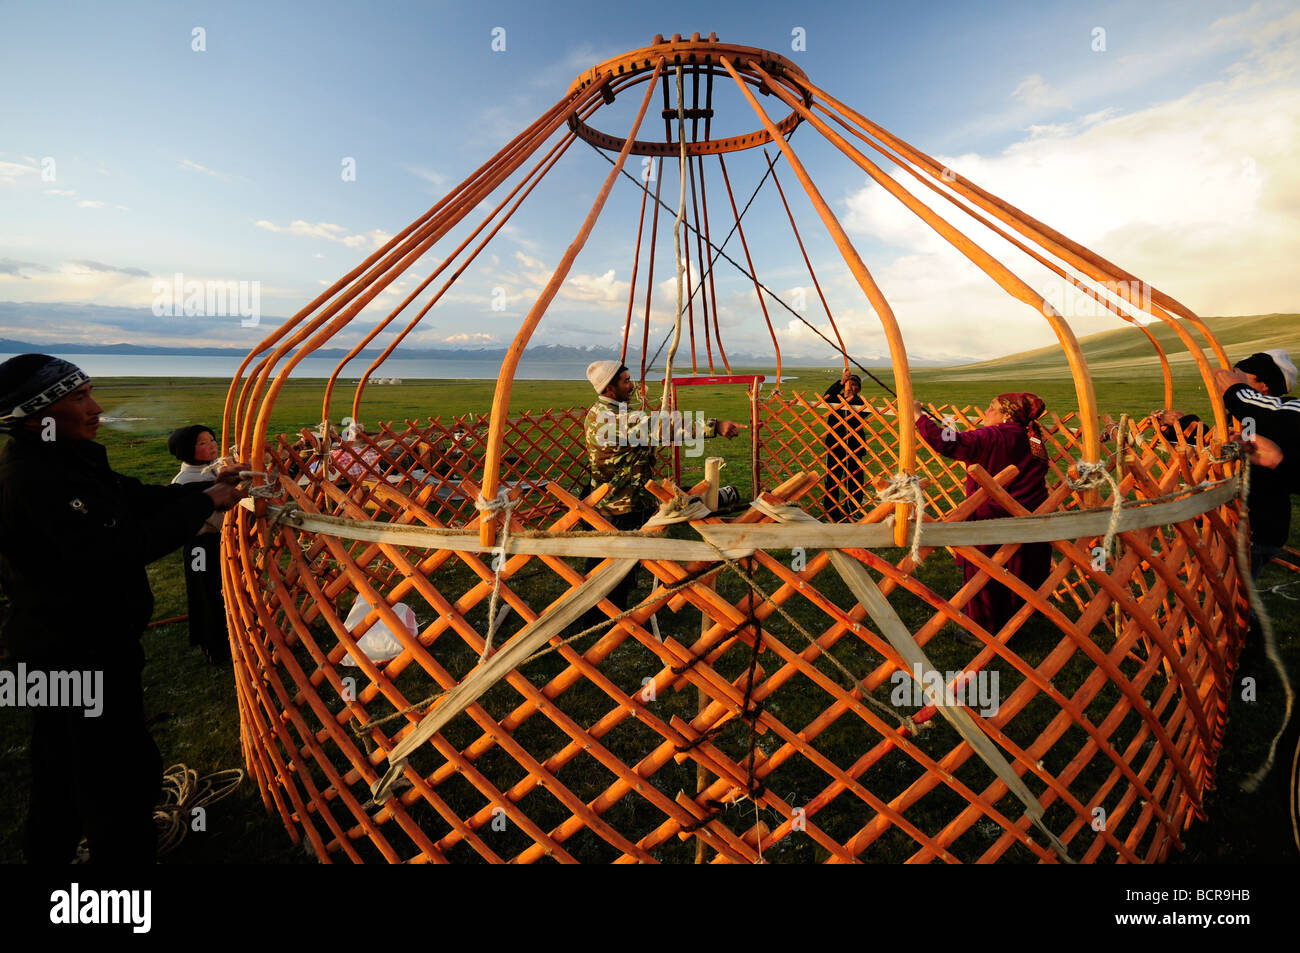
[
  {"xmin": 1211, "ymin": 349, "xmax": 1300, "ymax": 586},
  {"xmin": 913, "ymin": 391, "xmax": 1052, "ymax": 639},
  {"xmin": 1154, "ymin": 409, "xmax": 1203, "ymax": 444},
  {"xmin": 822, "ymin": 368, "xmax": 868, "ymax": 522},
  {"xmin": 581, "ymin": 360, "xmax": 743, "ymax": 611},
  {"xmin": 0, "ymin": 354, "xmax": 246, "ymax": 863}
]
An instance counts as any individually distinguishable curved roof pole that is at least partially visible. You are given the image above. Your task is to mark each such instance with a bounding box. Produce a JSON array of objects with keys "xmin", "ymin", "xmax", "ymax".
[
  {"xmin": 639, "ymin": 158, "xmax": 665, "ymax": 396},
  {"xmin": 717, "ymin": 154, "xmax": 782, "ymax": 388},
  {"xmin": 803, "ymin": 79, "xmax": 1230, "ymax": 437},
  {"xmin": 688, "ymin": 153, "xmax": 712, "ymax": 372},
  {"xmin": 621, "ymin": 159, "xmax": 652, "ymax": 365},
  {"xmin": 811, "ymin": 106, "xmax": 1178, "ymax": 413},
  {"xmin": 749, "ymin": 60, "xmax": 1102, "ymax": 474},
  {"xmin": 659, "ymin": 65, "xmax": 690, "ymax": 413},
  {"xmin": 763, "ymin": 147, "xmax": 850, "ymax": 372},
  {"xmin": 232, "ymin": 90, "xmax": 588, "ymax": 472},
  {"xmin": 697, "ymin": 159, "xmax": 731, "ymax": 372},
  {"xmin": 479, "ymin": 58, "xmax": 666, "ymax": 547},
  {"xmin": 225, "ymin": 90, "xmax": 580, "ymax": 457},
  {"xmin": 719, "ymin": 55, "xmax": 917, "ymax": 546},
  {"xmin": 346, "ymin": 133, "xmax": 579, "ymax": 424},
  {"xmin": 243, "ymin": 94, "xmax": 588, "ymax": 473},
  {"xmin": 329, "ymin": 129, "xmax": 579, "ymax": 427}
]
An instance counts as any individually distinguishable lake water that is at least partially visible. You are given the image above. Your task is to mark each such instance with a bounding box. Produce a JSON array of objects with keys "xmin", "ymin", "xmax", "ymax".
[
  {"xmin": 0, "ymin": 353, "xmax": 592, "ymax": 380},
  {"xmin": 1, "ymin": 353, "xmax": 796, "ymax": 382}
]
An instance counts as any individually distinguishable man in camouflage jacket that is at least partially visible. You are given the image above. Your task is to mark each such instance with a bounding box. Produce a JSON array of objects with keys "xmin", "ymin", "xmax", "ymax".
[{"xmin": 582, "ymin": 361, "xmax": 742, "ymax": 608}]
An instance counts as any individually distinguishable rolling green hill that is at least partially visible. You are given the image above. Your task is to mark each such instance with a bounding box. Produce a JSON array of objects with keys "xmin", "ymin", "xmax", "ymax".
[{"xmin": 934, "ymin": 313, "xmax": 1300, "ymax": 381}]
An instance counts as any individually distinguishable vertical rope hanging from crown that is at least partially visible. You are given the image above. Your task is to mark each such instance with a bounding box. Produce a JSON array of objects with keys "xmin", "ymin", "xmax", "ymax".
[{"xmin": 659, "ymin": 64, "xmax": 689, "ymax": 420}]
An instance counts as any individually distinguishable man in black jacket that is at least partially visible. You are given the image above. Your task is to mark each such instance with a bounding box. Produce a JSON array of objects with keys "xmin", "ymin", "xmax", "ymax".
[
  {"xmin": 823, "ymin": 369, "xmax": 868, "ymax": 521},
  {"xmin": 0, "ymin": 354, "xmax": 244, "ymax": 863},
  {"xmin": 1213, "ymin": 350, "xmax": 1299, "ymax": 582}
]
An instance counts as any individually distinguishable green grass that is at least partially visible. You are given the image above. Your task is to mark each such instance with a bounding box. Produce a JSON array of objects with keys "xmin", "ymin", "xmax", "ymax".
[
  {"xmin": 954, "ymin": 313, "xmax": 1300, "ymax": 379},
  {"xmin": 1, "ymin": 359, "xmax": 1297, "ymax": 863}
]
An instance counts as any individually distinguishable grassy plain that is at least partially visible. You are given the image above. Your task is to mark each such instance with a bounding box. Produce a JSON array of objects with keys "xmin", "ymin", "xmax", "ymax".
[{"xmin": 0, "ymin": 345, "xmax": 1297, "ymax": 863}]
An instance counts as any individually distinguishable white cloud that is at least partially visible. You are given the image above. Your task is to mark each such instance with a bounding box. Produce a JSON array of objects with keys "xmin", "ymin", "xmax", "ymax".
[
  {"xmin": 1011, "ymin": 74, "xmax": 1071, "ymax": 111},
  {"xmin": 406, "ymin": 165, "xmax": 448, "ymax": 191},
  {"xmin": 531, "ymin": 43, "xmax": 625, "ymax": 92},
  {"xmin": 563, "ymin": 269, "xmax": 627, "ymax": 304},
  {"xmin": 0, "ymin": 159, "xmax": 38, "ymax": 185},
  {"xmin": 178, "ymin": 158, "xmax": 235, "ymax": 180},
  {"xmin": 443, "ymin": 331, "xmax": 495, "ymax": 344},
  {"xmin": 78, "ymin": 200, "xmax": 105, "ymax": 208},
  {"xmin": 0, "ymin": 260, "xmax": 156, "ymax": 306},
  {"xmin": 508, "ymin": 250, "xmax": 553, "ymax": 288},
  {"xmin": 256, "ymin": 219, "xmax": 391, "ymax": 249},
  {"xmin": 837, "ymin": 16, "xmax": 1300, "ymax": 360},
  {"xmin": 950, "ymin": 2, "xmax": 1299, "ymax": 144}
]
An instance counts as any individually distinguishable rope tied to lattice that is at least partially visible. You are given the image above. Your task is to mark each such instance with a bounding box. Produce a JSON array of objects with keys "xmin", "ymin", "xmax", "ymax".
[
  {"xmin": 269, "ymin": 501, "xmax": 302, "ymax": 531},
  {"xmin": 1068, "ymin": 460, "xmax": 1125, "ymax": 569},
  {"xmin": 475, "ymin": 488, "xmax": 519, "ymax": 661},
  {"xmin": 875, "ymin": 472, "xmax": 926, "ymax": 565},
  {"xmin": 1210, "ymin": 439, "xmax": 1245, "ymax": 464},
  {"xmin": 242, "ymin": 469, "xmax": 286, "ymax": 501},
  {"xmin": 642, "ymin": 488, "xmax": 713, "ymax": 528}
]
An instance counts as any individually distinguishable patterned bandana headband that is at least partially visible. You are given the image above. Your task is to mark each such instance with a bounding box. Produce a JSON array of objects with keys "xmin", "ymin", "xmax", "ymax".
[
  {"xmin": 996, "ymin": 392, "xmax": 1049, "ymax": 459},
  {"xmin": 0, "ymin": 355, "xmax": 90, "ymax": 433}
]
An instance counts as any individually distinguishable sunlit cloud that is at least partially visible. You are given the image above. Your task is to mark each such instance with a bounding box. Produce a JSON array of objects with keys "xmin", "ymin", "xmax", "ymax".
[{"xmin": 256, "ymin": 219, "xmax": 391, "ymax": 249}]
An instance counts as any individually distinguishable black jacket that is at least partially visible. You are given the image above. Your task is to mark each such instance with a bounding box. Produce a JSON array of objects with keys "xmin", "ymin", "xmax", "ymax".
[
  {"xmin": 1222, "ymin": 384, "xmax": 1300, "ymax": 547},
  {"xmin": 0, "ymin": 433, "xmax": 215, "ymax": 663},
  {"xmin": 824, "ymin": 379, "xmax": 867, "ymax": 460}
]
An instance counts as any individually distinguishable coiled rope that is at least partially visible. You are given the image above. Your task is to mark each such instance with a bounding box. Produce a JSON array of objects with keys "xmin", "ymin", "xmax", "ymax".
[{"xmin": 154, "ymin": 763, "xmax": 245, "ymax": 857}]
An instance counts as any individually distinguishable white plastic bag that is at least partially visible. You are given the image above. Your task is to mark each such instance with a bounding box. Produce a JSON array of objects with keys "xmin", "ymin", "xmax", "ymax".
[{"xmin": 340, "ymin": 597, "xmax": 418, "ymax": 667}]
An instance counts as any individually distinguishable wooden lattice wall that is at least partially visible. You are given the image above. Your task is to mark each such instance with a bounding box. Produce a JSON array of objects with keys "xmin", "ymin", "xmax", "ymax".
[{"xmin": 222, "ymin": 399, "xmax": 1246, "ymax": 864}]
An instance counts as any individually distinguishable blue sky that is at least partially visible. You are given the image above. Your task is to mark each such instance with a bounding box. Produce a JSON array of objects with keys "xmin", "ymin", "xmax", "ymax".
[{"xmin": 1, "ymin": 0, "xmax": 1296, "ymax": 364}]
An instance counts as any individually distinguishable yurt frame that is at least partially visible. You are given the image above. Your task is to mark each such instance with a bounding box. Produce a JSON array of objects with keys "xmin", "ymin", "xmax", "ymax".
[{"xmin": 219, "ymin": 34, "xmax": 1255, "ymax": 864}]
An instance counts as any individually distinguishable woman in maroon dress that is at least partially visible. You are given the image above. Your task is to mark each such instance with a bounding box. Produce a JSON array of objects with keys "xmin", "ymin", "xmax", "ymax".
[{"xmin": 914, "ymin": 393, "xmax": 1051, "ymax": 635}]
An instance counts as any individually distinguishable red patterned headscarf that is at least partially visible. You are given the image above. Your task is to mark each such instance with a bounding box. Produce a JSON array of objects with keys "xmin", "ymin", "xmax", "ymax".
[{"xmin": 996, "ymin": 392, "xmax": 1048, "ymax": 459}]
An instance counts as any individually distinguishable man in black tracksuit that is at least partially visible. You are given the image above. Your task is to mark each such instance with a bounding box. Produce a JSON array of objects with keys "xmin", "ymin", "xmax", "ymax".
[
  {"xmin": 0, "ymin": 354, "xmax": 244, "ymax": 863},
  {"xmin": 1214, "ymin": 350, "xmax": 1300, "ymax": 582}
]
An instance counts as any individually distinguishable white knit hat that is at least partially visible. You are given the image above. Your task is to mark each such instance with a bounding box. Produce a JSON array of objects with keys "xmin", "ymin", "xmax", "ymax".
[
  {"xmin": 586, "ymin": 360, "xmax": 623, "ymax": 395},
  {"xmin": 1263, "ymin": 349, "xmax": 1297, "ymax": 393}
]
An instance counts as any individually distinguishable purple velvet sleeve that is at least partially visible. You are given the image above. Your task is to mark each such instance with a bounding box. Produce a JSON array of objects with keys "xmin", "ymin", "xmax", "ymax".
[{"xmin": 916, "ymin": 413, "xmax": 993, "ymax": 463}]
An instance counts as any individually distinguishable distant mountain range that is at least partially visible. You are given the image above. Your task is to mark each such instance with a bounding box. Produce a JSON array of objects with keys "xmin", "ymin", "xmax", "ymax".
[
  {"xmin": 8, "ymin": 302, "xmax": 1287, "ymax": 372},
  {"xmin": 0, "ymin": 301, "xmax": 954, "ymax": 367},
  {"xmin": 0, "ymin": 336, "xmax": 932, "ymax": 366},
  {"xmin": 0, "ymin": 336, "xmax": 616, "ymax": 361}
]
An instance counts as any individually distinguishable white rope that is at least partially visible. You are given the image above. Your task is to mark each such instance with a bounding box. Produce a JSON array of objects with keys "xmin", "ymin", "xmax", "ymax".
[
  {"xmin": 153, "ymin": 763, "xmax": 244, "ymax": 857},
  {"xmin": 875, "ymin": 473, "xmax": 926, "ymax": 565},
  {"xmin": 659, "ymin": 63, "xmax": 688, "ymax": 419},
  {"xmin": 642, "ymin": 491, "xmax": 712, "ymax": 528},
  {"xmin": 1234, "ymin": 457, "xmax": 1296, "ymax": 794},
  {"xmin": 475, "ymin": 489, "xmax": 518, "ymax": 661}
]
